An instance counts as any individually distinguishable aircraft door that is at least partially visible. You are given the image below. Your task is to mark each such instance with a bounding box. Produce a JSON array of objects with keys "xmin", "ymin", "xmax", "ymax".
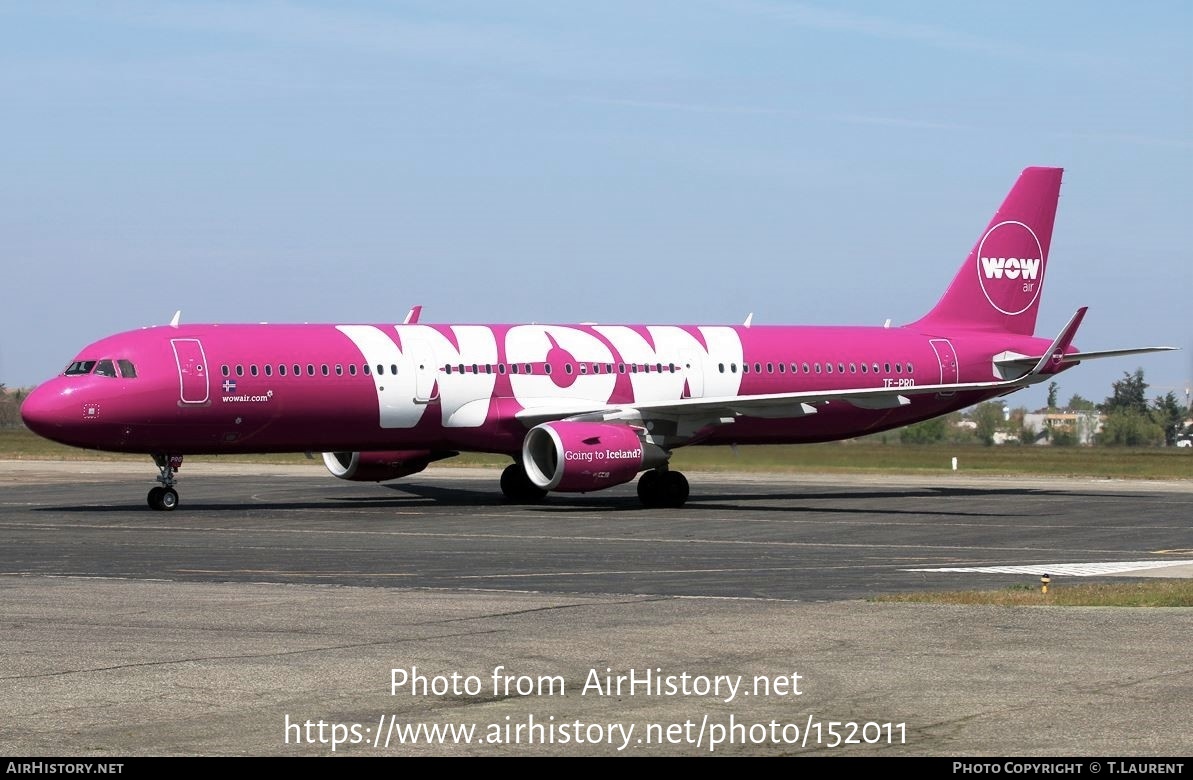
[
  {"xmin": 929, "ymin": 338, "xmax": 958, "ymax": 397},
  {"xmin": 409, "ymin": 343, "xmax": 439, "ymax": 404},
  {"xmin": 680, "ymin": 350, "xmax": 705, "ymax": 399},
  {"xmin": 171, "ymin": 338, "xmax": 210, "ymax": 405}
]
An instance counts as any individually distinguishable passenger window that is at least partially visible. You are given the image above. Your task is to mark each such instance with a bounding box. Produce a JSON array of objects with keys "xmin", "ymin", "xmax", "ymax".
[
  {"xmin": 907, "ymin": 363, "xmax": 914, "ymax": 374},
  {"xmin": 498, "ymin": 363, "xmax": 506, "ymax": 375},
  {"xmin": 94, "ymin": 359, "xmax": 117, "ymax": 378},
  {"xmin": 618, "ymin": 364, "xmax": 626, "ymax": 374},
  {"xmin": 861, "ymin": 363, "xmax": 867, "ymax": 373},
  {"xmin": 767, "ymin": 362, "xmax": 774, "ymax": 373},
  {"xmin": 826, "ymin": 363, "xmax": 833, "ymax": 374},
  {"xmin": 885, "ymin": 362, "xmax": 891, "ymax": 373},
  {"xmin": 719, "ymin": 363, "xmax": 725, "ymax": 373},
  {"xmin": 389, "ymin": 364, "xmax": 397, "ymax": 375},
  {"xmin": 730, "ymin": 363, "xmax": 737, "ymax": 373},
  {"xmin": 221, "ymin": 365, "xmax": 230, "ymax": 377},
  {"xmin": 117, "ymin": 359, "xmax": 137, "ymax": 378},
  {"xmin": 294, "ymin": 364, "xmax": 301, "ymax": 376},
  {"xmin": 349, "ymin": 364, "xmax": 357, "ymax": 376},
  {"xmin": 578, "ymin": 364, "xmax": 587, "ymax": 375},
  {"xmin": 250, "ymin": 365, "xmax": 259, "ymax": 377},
  {"xmin": 321, "ymin": 364, "xmax": 329, "ymax": 376},
  {"xmin": 895, "ymin": 363, "xmax": 902, "ymax": 373},
  {"xmin": 336, "ymin": 364, "xmax": 344, "ymax": 376},
  {"xmin": 802, "ymin": 363, "xmax": 809, "ymax": 373},
  {"xmin": 742, "ymin": 363, "xmax": 749, "ymax": 374},
  {"xmin": 363, "ymin": 364, "xmax": 371, "ymax": 376},
  {"xmin": 308, "ymin": 364, "xmax": 316, "ymax": 376},
  {"xmin": 564, "ymin": 364, "xmax": 573, "ymax": 375},
  {"xmin": 280, "ymin": 364, "xmax": 287, "ymax": 376},
  {"xmin": 236, "ymin": 365, "xmax": 244, "ymax": 377},
  {"xmin": 814, "ymin": 363, "xmax": 821, "ymax": 374},
  {"xmin": 778, "ymin": 363, "xmax": 785, "ymax": 374}
]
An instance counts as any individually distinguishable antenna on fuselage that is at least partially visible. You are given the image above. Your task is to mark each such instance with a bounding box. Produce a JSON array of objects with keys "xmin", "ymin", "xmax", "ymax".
[
  {"xmin": 743, "ymin": 313, "xmax": 754, "ymax": 328},
  {"xmin": 884, "ymin": 318, "xmax": 891, "ymax": 328},
  {"xmin": 169, "ymin": 310, "xmax": 181, "ymax": 328},
  {"xmin": 403, "ymin": 305, "xmax": 423, "ymax": 325}
]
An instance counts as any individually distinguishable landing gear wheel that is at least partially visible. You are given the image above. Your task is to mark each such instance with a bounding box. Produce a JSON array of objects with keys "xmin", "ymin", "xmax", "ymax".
[
  {"xmin": 147, "ymin": 486, "xmax": 179, "ymax": 511},
  {"xmin": 148, "ymin": 454, "xmax": 183, "ymax": 511},
  {"xmin": 637, "ymin": 470, "xmax": 663, "ymax": 508},
  {"xmin": 638, "ymin": 469, "xmax": 689, "ymax": 509},
  {"xmin": 661, "ymin": 470, "xmax": 689, "ymax": 508},
  {"xmin": 501, "ymin": 463, "xmax": 547, "ymax": 503}
]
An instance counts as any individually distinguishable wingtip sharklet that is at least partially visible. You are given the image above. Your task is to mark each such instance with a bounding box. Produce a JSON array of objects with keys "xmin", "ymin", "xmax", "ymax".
[{"xmin": 1030, "ymin": 307, "xmax": 1087, "ymax": 377}]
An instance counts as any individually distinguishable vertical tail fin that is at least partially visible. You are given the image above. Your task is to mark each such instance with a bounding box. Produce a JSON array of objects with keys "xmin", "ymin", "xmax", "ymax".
[{"xmin": 910, "ymin": 167, "xmax": 1063, "ymax": 336}]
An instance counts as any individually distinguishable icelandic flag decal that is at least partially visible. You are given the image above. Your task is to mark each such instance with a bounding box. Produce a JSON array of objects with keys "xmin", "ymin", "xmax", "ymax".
[{"xmin": 222, "ymin": 379, "xmax": 237, "ymax": 394}]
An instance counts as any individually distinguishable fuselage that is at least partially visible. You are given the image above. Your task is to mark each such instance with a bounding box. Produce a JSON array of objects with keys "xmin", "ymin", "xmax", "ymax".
[{"xmin": 20, "ymin": 321, "xmax": 1066, "ymax": 455}]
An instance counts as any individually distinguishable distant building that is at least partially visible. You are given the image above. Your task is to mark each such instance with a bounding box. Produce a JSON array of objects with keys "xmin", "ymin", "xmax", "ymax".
[
  {"xmin": 1022, "ymin": 409, "xmax": 1103, "ymax": 445},
  {"xmin": 992, "ymin": 430, "xmax": 1021, "ymax": 445}
]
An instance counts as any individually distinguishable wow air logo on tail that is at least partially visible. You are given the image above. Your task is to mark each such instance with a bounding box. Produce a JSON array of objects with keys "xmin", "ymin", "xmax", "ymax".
[{"xmin": 976, "ymin": 220, "xmax": 1044, "ymax": 316}]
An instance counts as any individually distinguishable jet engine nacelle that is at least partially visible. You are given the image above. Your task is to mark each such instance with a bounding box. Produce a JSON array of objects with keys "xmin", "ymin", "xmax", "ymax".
[
  {"xmin": 522, "ymin": 421, "xmax": 667, "ymax": 492},
  {"xmin": 322, "ymin": 450, "xmax": 456, "ymax": 482}
]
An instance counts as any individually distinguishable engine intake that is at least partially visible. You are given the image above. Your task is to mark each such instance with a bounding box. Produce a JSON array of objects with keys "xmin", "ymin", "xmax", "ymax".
[
  {"xmin": 522, "ymin": 422, "xmax": 666, "ymax": 492},
  {"xmin": 322, "ymin": 450, "xmax": 457, "ymax": 482}
]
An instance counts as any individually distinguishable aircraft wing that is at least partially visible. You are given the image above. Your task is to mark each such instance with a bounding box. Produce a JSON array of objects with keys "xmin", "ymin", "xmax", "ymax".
[
  {"xmin": 994, "ymin": 346, "xmax": 1178, "ymax": 374},
  {"xmin": 516, "ymin": 308, "xmax": 1137, "ymax": 432},
  {"xmin": 517, "ymin": 376, "xmax": 1035, "ymax": 429}
]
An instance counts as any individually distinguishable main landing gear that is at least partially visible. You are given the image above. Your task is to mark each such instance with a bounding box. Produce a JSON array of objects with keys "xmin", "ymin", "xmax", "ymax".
[
  {"xmin": 147, "ymin": 454, "xmax": 183, "ymax": 511},
  {"xmin": 637, "ymin": 468, "xmax": 689, "ymax": 509},
  {"xmin": 500, "ymin": 462, "xmax": 548, "ymax": 503},
  {"xmin": 499, "ymin": 461, "xmax": 691, "ymax": 508}
]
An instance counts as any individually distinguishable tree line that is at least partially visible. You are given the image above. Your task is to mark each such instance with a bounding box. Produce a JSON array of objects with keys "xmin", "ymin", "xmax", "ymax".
[
  {"xmin": 0, "ymin": 384, "xmax": 26, "ymax": 428},
  {"xmin": 900, "ymin": 368, "xmax": 1189, "ymax": 447}
]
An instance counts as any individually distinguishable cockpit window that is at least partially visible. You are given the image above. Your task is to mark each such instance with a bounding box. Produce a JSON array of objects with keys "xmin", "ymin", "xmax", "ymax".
[
  {"xmin": 64, "ymin": 360, "xmax": 97, "ymax": 375},
  {"xmin": 94, "ymin": 359, "xmax": 118, "ymax": 378},
  {"xmin": 117, "ymin": 359, "xmax": 137, "ymax": 378}
]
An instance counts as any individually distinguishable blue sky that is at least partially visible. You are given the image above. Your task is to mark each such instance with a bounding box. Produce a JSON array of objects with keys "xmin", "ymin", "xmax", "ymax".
[{"xmin": 2, "ymin": 1, "xmax": 1190, "ymax": 410}]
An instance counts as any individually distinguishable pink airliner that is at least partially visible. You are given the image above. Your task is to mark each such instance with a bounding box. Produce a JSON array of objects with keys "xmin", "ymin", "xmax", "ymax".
[{"xmin": 20, "ymin": 168, "xmax": 1174, "ymax": 510}]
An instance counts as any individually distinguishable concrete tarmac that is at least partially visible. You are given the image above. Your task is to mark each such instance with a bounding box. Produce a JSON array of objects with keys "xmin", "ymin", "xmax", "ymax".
[{"xmin": 1, "ymin": 461, "xmax": 1190, "ymax": 757}]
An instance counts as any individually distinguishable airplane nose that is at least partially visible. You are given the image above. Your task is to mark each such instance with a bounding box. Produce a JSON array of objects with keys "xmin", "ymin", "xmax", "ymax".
[
  {"xmin": 20, "ymin": 382, "xmax": 72, "ymax": 439},
  {"xmin": 21, "ymin": 385, "xmax": 52, "ymax": 431}
]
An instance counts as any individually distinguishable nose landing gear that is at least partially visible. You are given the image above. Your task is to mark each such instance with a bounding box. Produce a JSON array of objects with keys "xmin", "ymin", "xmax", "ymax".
[{"xmin": 147, "ymin": 454, "xmax": 183, "ymax": 511}]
